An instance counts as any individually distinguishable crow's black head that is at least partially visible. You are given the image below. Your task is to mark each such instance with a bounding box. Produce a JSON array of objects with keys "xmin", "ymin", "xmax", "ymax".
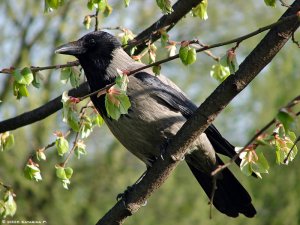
[
  {"xmin": 56, "ymin": 31, "xmax": 123, "ymax": 90},
  {"xmin": 55, "ymin": 31, "xmax": 121, "ymax": 60}
]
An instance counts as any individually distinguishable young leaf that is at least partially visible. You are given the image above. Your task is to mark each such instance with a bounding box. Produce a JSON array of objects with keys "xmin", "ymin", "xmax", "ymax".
[
  {"xmin": 32, "ymin": 71, "xmax": 42, "ymax": 88},
  {"xmin": 55, "ymin": 166, "xmax": 73, "ymax": 189},
  {"xmin": 277, "ymin": 109, "xmax": 296, "ymax": 131},
  {"xmin": 192, "ymin": 0, "xmax": 208, "ymax": 20},
  {"xmin": 74, "ymin": 140, "xmax": 87, "ymax": 159},
  {"xmin": 60, "ymin": 67, "xmax": 71, "ymax": 84},
  {"xmin": 92, "ymin": 114, "xmax": 104, "ymax": 127},
  {"xmin": 210, "ymin": 63, "xmax": 230, "ymax": 82},
  {"xmin": 187, "ymin": 47, "xmax": 197, "ymax": 65},
  {"xmin": 179, "ymin": 45, "xmax": 197, "ymax": 65},
  {"xmin": 83, "ymin": 15, "xmax": 92, "ymax": 30},
  {"xmin": 179, "ymin": 45, "xmax": 188, "ymax": 63},
  {"xmin": 124, "ymin": 0, "xmax": 130, "ymax": 7},
  {"xmin": 156, "ymin": 0, "xmax": 173, "ymax": 14},
  {"xmin": 105, "ymin": 87, "xmax": 131, "ymax": 120},
  {"xmin": 153, "ymin": 65, "xmax": 161, "ymax": 76},
  {"xmin": 20, "ymin": 67, "xmax": 34, "ymax": 85},
  {"xmin": 0, "ymin": 132, "xmax": 14, "ymax": 152},
  {"xmin": 70, "ymin": 67, "xmax": 81, "ymax": 88},
  {"xmin": 264, "ymin": 0, "xmax": 276, "ymax": 7},
  {"xmin": 251, "ymin": 152, "xmax": 269, "ymax": 178},
  {"xmin": 166, "ymin": 44, "xmax": 177, "ymax": 57},
  {"xmin": 36, "ymin": 150, "xmax": 47, "ymax": 161},
  {"xmin": 61, "ymin": 92, "xmax": 81, "ymax": 131},
  {"xmin": 2, "ymin": 191, "xmax": 17, "ymax": 217},
  {"xmin": 24, "ymin": 164, "xmax": 42, "ymax": 182},
  {"xmin": 103, "ymin": 4, "xmax": 113, "ymax": 17},
  {"xmin": 55, "ymin": 137, "xmax": 69, "ymax": 156}
]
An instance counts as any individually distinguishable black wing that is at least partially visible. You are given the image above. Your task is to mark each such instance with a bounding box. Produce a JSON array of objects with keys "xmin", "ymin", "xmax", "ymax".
[{"xmin": 134, "ymin": 72, "xmax": 238, "ymax": 162}]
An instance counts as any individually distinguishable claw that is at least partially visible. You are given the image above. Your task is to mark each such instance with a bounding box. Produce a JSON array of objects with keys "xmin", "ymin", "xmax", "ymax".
[{"xmin": 160, "ymin": 138, "xmax": 171, "ymax": 160}]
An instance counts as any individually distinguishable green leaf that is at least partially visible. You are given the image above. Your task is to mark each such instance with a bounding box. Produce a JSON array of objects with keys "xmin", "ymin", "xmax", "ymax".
[
  {"xmin": 55, "ymin": 137, "xmax": 69, "ymax": 156},
  {"xmin": 277, "ymin": 109, "xmax": 296, "ymax": 131},
  {"xmin": 83, "ymin": 15, "xmax": 92, "ymax": 30},
  {"xmin": 124, "ymin": 0, "xmax": 130, "ymax": 7},
  {"xmin": 74, "ymin": 141, "xmax": 87, "ymax": 159},
  {"xmin": 18, "ymin": 84, "xmax": 29, "ymax": 97},
  {"xmin": 55, "ymin": 166, "xmax": 73, "ymax": 189},
  {"xmin": 56, "ymin": 166, "xmax": 67, "ymax": 179},
  {"xmin": 160, "ymin": 30, "xmax": 169, "ymax": 47},
  {"xmin": 92, "ymin": 114, "xmax": 104, "ymax": 127},
  {"xmin": 179, "ymin": 46, "xmax": 189, "ymax": 65},
  {"xmin": 4, "ymin": 191, "xmax": 17, "ymax": 217},
  {"xmin": 264, "ymin": 0, "xmax": 276, "ymax": 7},
  {"xmin": 36, "ymin": 150, "xmax": 47, "ymax": 161},
  {"xmin": 240, "ymin": 159, "xmax": 252, "ymax": 176},
  {"xmin": 156, "ymin": 0, "xmax": 173, "ymax": 14},
  {"xmin": 24, "ymin": 164, "xmax": 42, "ymax": 182},
  {"xmin": 87, "ymin": 0, "xmax": 94, "ymax": 10},
  {"xmin": 46, "ymin": 0, "xmax": 64, "ymax": 10},
  {"xmin": 103, "ymin": 4, "xmax": 113, "ymax": 17},
  {"xmin": 105, "ymin": 89, "xmax": 131, "ymax": 120},
  {"xmin": 115, "ymin": 69, "xmax": 129, "ymax": 91},
  {"xmin": 32, "ymin": 71, "xmax": 42, "ymax": 88},
  {"xmin": 60, "ymin": 67, "xmax": 71, "ymax": 84},
  {"xmin": 152, "ymin": 65, "xmax": 161, "ymax": 76},
  {"xmin": 70, "ymin": 67, "xmax": 81, "ymax": 87},
  {"xmin": 179, "ymin": 46, "xmax": 197, "ymax": 65},
  {"xmin": 0, "ymin": 132, "xmax": 14, "ymax": 152},
  {"xmin": 251, "ymin": 152, "xmax": 269, "ymax": 178},
  {"xmin": 192, "ymin": 0, "xmax": 208, "ymax": 20},
  {"xmin": 67, "ymin": 110, "xmax": 80, "ymax": 132},
  {"xmin": 187, "ymin": 47, "xmax": 197, "ymax": 65},
  {"xmin": 210, "ymin": 63, "xmax": 231, "ymax": 82},
  {"xmin": 65, "ymin": 167, "xmax": 73, "ymax": 179},
  {"xmin": 12, "ymin": 68, "xmax": 33, "ymax": 85},
  {"xmin": 20, "ymin": 67, "xmax": 34, "ymax": 85},
  {"xmin": 61, "ymin": 92, "xmax": 81, "ymax": 131},
  {"xmin": 220, "ymin": 51, "xmax": 239, "ymax": 75}
]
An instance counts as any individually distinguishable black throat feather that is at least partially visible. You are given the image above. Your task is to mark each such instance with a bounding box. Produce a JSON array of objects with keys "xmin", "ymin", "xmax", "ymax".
[{"xmin": 78, "ymin": 55, "xmax": 116, "ymax": 117}]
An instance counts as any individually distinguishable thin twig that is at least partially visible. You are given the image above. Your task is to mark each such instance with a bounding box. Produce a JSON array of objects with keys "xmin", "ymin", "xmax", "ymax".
[
  {"xmin": 291, "ymin": 31, "xmax": 300, "ymax": 47},
  {"xmin": 0, "ymin": 61, "xmax": 79, "ymax": 75},
  {"xmin": 212, "ymin": 97, "xmax": 300, "ymax": 177},
  {"xmin": 61, "ymin": 102, "xmax": 90, "ymax": 167},
  {"xmin": 280, "ymin": 0, "xmax": 291, "ymax": 7},
  {"xmin": 94, "ymin": 8, "xmax": 100, "ymax": 31},
  {"xmin": 284, "ymin": 135, "xmax": 300, "ymax": 163}
]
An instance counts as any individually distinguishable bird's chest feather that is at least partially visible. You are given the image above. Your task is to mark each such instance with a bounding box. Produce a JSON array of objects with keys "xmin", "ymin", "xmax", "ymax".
[{"xmin": 92, "ymin": 76, "xmax": 186, "ymax": 165}]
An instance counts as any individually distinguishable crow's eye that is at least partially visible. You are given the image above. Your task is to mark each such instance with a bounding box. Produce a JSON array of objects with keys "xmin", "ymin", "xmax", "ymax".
[{"xmin": 87, "ymin": 38, "xmax": 96, "ymax": 46}]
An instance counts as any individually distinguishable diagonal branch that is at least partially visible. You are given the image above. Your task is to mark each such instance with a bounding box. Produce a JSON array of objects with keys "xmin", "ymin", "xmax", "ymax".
[
  {"xmin": 95, "ymin": 1, "xmax": 300, "ymax": 224},
  {"xmin": 124, "ymin": 0, "xmax": 203, "ymax": 55}
]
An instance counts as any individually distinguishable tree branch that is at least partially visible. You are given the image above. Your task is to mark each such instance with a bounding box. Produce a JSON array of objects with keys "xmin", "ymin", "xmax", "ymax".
[
  {"xmin": 95, "ymin": 2, "xmax": 300, "ymax": 224},
  {"xmin": 0, "ymin": 83, "xmax": 89, "ymax": 133},
  {"xmin": 124, "ymin": 0, "xmax": 203, "ymax": 54}
]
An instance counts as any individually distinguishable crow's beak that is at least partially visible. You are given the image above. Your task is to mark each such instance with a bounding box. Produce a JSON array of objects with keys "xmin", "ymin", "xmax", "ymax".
[{"xmin": 55, "ymin": 40, "xmax": 85, "ymax": 55}]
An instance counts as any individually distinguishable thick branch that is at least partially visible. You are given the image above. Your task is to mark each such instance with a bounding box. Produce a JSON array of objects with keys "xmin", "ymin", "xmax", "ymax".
[
  {"xmin": 96, "ymin": 1, "xmax": 300, "ymax": 224},
  {"xmin": 124, "ymin": 0, "xmax": 203, "ymax": 54},
  {"xmin": 0, "ymin": 83, "xmax": 89, "ymax": 133}
]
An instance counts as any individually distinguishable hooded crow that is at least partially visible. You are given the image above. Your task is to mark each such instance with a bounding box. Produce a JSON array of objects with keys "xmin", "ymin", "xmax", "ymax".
[{"xmin": 55, "ymin": 31, "xmax": 256, "ymax": 218}]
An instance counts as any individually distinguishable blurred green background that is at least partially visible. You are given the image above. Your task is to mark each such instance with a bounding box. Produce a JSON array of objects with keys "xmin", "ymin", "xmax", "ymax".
[{"xmin": 0, "ymin": 0, "xmax": 299, "ymax": 224}]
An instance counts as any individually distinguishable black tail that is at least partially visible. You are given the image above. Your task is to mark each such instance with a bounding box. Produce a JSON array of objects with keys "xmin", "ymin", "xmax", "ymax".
[{"xmin": 186, "ymin": 156, "xmax": 256, "ymax": 218}]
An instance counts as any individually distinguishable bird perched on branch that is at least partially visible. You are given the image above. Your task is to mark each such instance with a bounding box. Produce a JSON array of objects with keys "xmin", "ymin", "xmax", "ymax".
[{"xmin": 55, "ymin": 31, "xmax": 256, "ymax": 218}]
